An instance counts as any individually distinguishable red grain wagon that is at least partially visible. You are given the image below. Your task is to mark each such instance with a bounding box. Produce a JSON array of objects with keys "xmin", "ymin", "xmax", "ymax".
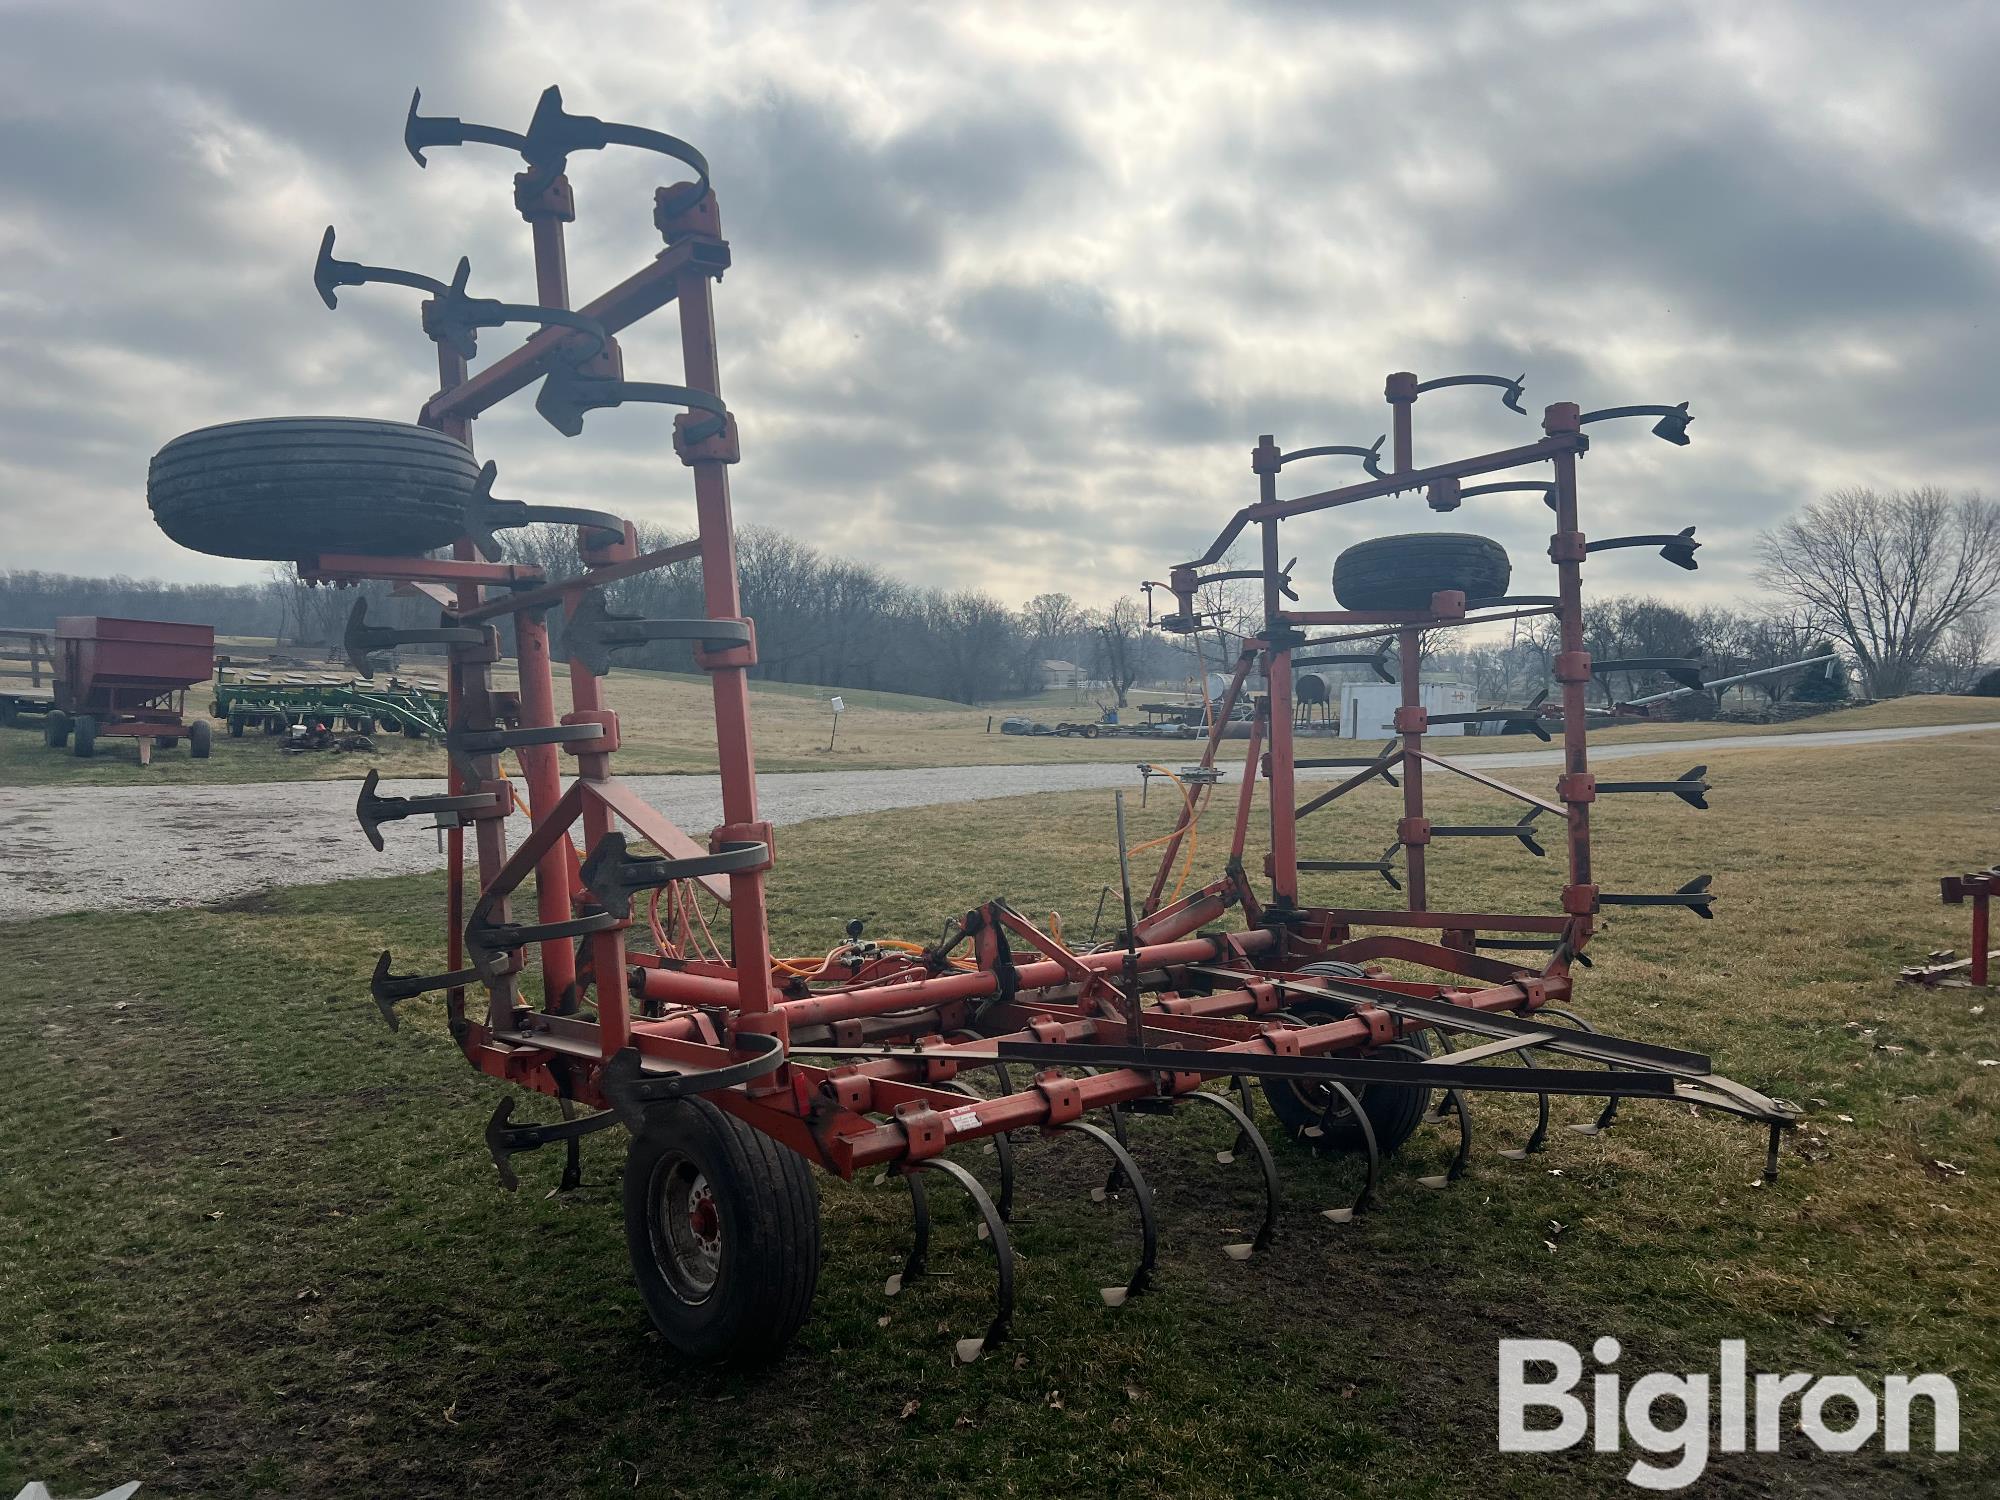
[{"xmin": 41, "ymin": 616, "xmax": 215, "ymax": 764}]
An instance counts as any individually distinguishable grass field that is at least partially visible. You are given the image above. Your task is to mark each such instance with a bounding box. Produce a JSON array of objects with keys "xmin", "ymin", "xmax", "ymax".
[
  {"xmin": 2, "ymin": 734, "xmax": 1996, "ymax": 1496},
  {"xmin": 2, "ymin": 670, "xmax": 1994, "ymax": 789}
]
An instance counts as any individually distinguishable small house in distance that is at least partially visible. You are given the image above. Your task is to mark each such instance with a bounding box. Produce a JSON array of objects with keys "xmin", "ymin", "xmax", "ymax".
[{"xmin": 1038, "ymin": 659, "xmax": 1083, "ymax": 691}]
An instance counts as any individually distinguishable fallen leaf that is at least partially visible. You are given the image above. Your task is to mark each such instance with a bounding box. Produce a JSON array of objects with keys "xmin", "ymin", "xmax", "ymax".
[
  {"xmin": 1926, "ymin": 1159, "xmax": 1967, "ymax": 1180},
  {"xmin": 899, "ymin": 1399, "xmax": 921, "ymax": 1421},
  {"xmin": 1013, "ymin": 1353, "xmax": 1029, "ymax": 1370},
  {"xmin": 296, "ymin": 1289, "xmax": 319, "ymax": 1303},
  {"xmin": 1125, "ymin": 1386, "xmax": 1143, "ymax": 1403},
  {"xmin": 1836, "ymin": 1114, "xmax": 1855, "ymax": 1122},
  {"xmin": 206, "ymin": 1211, "xmax": 224, "ymax": 1221},
  {"xmin": 954, "ymin": 1413, "xmax": 975, "ymax": 1430},
  {"xmin": 877, "ymin": 1315, "xmax": 890, "ymax": 1328},
  {"xmin": 1046, "ymin": 1391, "xmax": 1063, "ymax": 1410},
  {"xmin": 443, "ymin": 1401, "xmax": 458, "ymax": 1426}
]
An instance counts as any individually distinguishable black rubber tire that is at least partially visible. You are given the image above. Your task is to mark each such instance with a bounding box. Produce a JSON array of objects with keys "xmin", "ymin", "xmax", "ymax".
[
  {"xmin": 44, "ymin": 710, "xmax": 70, "ymax": 748},
  {"xmin": 350, "ymin": 715, "xmax": 376, "ymax": 735},
  {"xmin": 147, "ymin": 417, "xmax": 478, "ymax": 562},
  {"xmin": 153, "ymin": 736, "xmax": 178, "ymax": 750},
  {"xmin": 623, "ymin": 1098, "xmax": 821, "ymax": 1365},
  {"xmin": 401, "ymin": 721, "xmax": 423, "ymax": 739},
  {"xmin": 1262, "ymin": 961, "xmax": 1432, "ymax": 1156},
  {"xmin": 263, "ymin": 715, "xmax": 284, "ymax": 736},
  {"xmin": 228, "ymin": 715, "xmax": 247, "ymax": 738},
  {"xmin": 190, "ymin": 720, "xmax": 212, "ymax": 759},
  {"xmin": 71, "ymin": 715, "xmax": 97, "ymax": 758},
  {"xmin": 1332, "ymin": 533, "xmax": 1511, "ymax": 613}
]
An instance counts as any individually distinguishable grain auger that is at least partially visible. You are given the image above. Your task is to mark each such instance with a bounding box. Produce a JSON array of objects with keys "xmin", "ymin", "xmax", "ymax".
[{"xmin": 145, "ymin": 83, "xmax": 1799, "ymax": 1370}]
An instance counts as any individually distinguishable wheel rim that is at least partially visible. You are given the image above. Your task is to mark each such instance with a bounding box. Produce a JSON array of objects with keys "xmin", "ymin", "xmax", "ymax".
[
  {"xmin": 648, "ymin": 1154, "xmax": 723, "ymax": 1303},
  {"xmin": 1285, "ymin": 1076, "xmax": 1363, "ymax": 1120}
]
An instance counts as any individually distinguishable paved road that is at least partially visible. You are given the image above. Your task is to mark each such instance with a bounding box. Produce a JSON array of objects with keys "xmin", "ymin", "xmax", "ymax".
[{"xmin": 3, "ymin": 720, "xmax": 1994, "ymax": 920}]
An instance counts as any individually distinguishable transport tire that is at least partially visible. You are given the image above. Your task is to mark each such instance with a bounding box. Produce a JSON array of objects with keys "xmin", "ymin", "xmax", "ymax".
[
  {"xmin": 44, "ymin": 710, "xmax": 70, "ymax": 748},
  {"xmin": 147, "ymin": 417, "xmax": 478, "ymax": 562},
  {"xmin": 1261, "ymin": 961, "xmax": 1432, "ymax": 1156},
  {"xmin": 1331, "ymin": 533, "xmax": 1511, "ymax": 613},
  {"xmin": 71, "ymin": 715, "xmax": 97, "ymax": 758},
  {"xmin": 153, "ymin": 736, "xmax": 179, "ymax": 750},
  {"xmin": 623, "ymin": 1097, "xmax": 821, "ymax": 1365},
  {"xmin": 190, "ymin": 720, "xmax": 213, "ymax": 759}
]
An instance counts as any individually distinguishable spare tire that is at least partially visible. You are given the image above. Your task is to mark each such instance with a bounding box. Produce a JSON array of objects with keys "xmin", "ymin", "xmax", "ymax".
[
  {"xmin": 148, "ymin": 417, "xmax": 477, "ymax": 561},
  {"xmin": 1332, "ymin": 533, "xmax": 1510, "ymax": 612}
]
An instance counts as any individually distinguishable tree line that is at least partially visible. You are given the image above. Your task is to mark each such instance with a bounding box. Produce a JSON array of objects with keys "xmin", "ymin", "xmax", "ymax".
[{"xmin": 3, "ymin": 484, "xmax": 1992, "ymax": 705}]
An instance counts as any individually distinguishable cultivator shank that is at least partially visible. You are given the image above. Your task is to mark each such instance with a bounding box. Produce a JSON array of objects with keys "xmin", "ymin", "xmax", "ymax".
[{"xmin": 153, "ymin": 83, "xmax": 1800, "ymax": 1367}]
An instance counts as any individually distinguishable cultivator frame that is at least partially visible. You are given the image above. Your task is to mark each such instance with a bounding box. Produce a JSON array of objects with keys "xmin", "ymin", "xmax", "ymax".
[
  {"xmin": 211, "ymin": 668, "xmax": 446, "ymax": 739},
  {"xmin": 297, "ymin": 85, "xmax": 1796, "ymax": 1364}
]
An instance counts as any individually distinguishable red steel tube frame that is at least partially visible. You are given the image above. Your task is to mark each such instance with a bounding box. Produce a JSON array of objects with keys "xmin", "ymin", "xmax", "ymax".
[{"xmin": 315, "ymin": 112, "xmax": 1730, "ymax": 1198}]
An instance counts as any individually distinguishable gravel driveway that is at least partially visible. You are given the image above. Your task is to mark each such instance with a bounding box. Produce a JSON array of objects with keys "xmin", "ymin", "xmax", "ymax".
[{"xmin": 2, "ymin": 721, "xmax": 1993, "ymax": 920}]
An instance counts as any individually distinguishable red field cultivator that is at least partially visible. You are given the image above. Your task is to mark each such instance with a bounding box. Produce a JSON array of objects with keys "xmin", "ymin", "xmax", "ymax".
[{"xmin": 148, "ymin": 86, "xmax": 1797, "ymax": 1365}]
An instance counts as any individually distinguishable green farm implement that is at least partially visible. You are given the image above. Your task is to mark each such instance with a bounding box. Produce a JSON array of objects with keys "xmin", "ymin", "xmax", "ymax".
[{"xmin": 210, "ymin": 668, "xmax": 446, "ymax": 740}]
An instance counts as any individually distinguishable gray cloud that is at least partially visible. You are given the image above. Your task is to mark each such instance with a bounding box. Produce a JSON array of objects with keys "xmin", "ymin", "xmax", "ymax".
[{"xmin": 0, "ymin": 0, "xmax": 1995, "ymax": 628}]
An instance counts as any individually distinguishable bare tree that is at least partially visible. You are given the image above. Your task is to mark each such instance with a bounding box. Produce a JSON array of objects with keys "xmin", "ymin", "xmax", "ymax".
[
  {"xmin": 1757, "ymin": 487, "xmax": 2000, "ymax": 698},
  {"xmin": 1919, "ymin": 607, "xmax": 1993, "ymax": 694},
  {"xmin": 1023, "ymin": 592, "xmax": 1086, "ymax": 652},
  {"xmin": 1091, "ymin": 596, "xmax": 1147, "ymax": 707}
]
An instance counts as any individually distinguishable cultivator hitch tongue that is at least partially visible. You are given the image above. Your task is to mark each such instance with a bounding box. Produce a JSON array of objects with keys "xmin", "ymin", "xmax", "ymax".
[
  {"xmin": 562, "ymin": 588, "xmax": 752, "ymax": 677},
  {"xmin": 463, "ymin": 461, "xmax": 624, "ymax": 561},
  {"xmin": 355, "ymin": 768, "xmax": 501, "ymax": 851},
  {"xmin": 578, "ymin": 831, "xmax": 768, "ymax": 917},
  {"xmin": 343, "ymin": 598, "xmax": 487, "ymax": 680}
]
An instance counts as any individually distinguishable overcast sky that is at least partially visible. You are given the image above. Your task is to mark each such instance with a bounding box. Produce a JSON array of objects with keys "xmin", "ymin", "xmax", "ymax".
[{"xmin": 3, "ymin": 0, "xmax": 1996, "ymax": 619}]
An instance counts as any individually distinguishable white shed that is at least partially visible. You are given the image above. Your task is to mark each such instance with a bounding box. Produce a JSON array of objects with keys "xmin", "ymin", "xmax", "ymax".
[{"xmin": 1339, "ymin": 681, "xmax": 1478, "ymax": 738}]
